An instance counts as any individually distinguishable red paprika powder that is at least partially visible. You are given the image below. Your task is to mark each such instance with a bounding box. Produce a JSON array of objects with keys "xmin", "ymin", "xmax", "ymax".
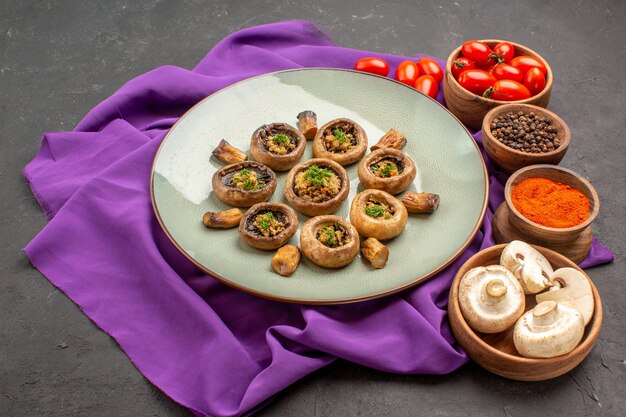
[{"xmin": 511, "ymin": 177, "xmax": 590, "ymax": 228}]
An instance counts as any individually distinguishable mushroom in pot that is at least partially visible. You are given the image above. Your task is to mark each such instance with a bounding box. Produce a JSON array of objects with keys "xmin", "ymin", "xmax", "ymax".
[
  {"xmin": 513, "ymin": 300, "xmax": 585, "ymax": 358},
  {"xmin": 458, "ymin": 265, "xmax": 525, "ymax": 334},
  {"xmin": 500, "ymin": 240, "xmax": 553, "ymax": 294},
  {"xmin": 536, "ymin": 267, "xmax": 594, "ymax": 326}
]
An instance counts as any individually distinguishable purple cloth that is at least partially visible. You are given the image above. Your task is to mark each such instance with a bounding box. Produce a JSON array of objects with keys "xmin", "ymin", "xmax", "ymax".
[{"xmin": 24, "ymin": 20, "xmax": 613, "ymax": 417}]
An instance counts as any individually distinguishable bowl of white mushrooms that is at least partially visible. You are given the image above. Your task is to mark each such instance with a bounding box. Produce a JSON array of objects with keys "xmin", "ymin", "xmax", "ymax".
[{"xmin": 448, "ymin": 241, "xmax": 602, "ymax": 381}]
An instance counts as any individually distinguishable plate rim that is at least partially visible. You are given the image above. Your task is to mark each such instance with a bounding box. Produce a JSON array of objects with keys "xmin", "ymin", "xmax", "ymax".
[{"xmin": 150, "ymin": 67, "xmax": 490, "ymax": 305}]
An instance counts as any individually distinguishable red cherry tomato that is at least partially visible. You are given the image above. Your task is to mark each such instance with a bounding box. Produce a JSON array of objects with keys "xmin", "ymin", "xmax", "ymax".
[
  {"xmin": 492, "ymin": 63, "xmax": 524, "ymax": 83},
  {"xmin": 484, "ymin": 80, "xmax": 531, "ymax": 101},
  {"xmin": 523, "ymin": 67, "xmax": 547, "ymax": 96},
  {"xmin": 451, "ymin": 57, "xmax": 475, "ymax": 79},
  {"xmin": 395, "ymin": 60, "xmax": 419, "ymax": 85},
  {"xmin": 416, "ymin": 58, "xmax": 443, "ymax": 84},
  {"xmin": 510, "ymin": 55, "xmax": 547, "ymax": 76},
  {"xmin": 461, "ymin": 40, "xmax": 493, "ymax": 63},
  {"xmin": 457, "ymin": 69, "xmax": 497, "ymax": 95},
  {"xmin": 491, "ymin": 41, "xmax": 515, "ymax": 63},
  {"xmin": 354, "ymin": 57, "xmax": 390, "ymax": 77},
  {"xmin": 414, "ymin": 75, "xmax": 439, "ymax": 99}
]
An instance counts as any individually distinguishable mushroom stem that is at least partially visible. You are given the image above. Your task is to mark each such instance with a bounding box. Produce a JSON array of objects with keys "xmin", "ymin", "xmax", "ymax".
[
  {"xmin": 485, "ymin": 278, "xmax": 507, "ymax": 298},
  {"xmin": 532, "ymin": 300, "xmax": 558, "ymax": 326},
  {"xmin": 402, "ymin": 192, "xmax": 440, "ymax": 214},
  {"xmin": 212, "ymin": 139, "xmax": 248, "ymax": 164}
]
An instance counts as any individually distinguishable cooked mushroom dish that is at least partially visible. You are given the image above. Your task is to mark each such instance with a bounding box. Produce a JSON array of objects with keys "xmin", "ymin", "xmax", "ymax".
[
  {"xmin": 357, "ymin": 148, "xmax": 416, "ymax": 195},
  {"xmin": 212, "ymin": 161, "xmax": 277, "ymax": 207},
  {"xmin": 349, "ymin": 189, "xmax": 408, "ymax": 240},
  {"xmin": 238, "ymin": 202, "xmax": 298, "ymax": 250},
  {"xmin": 299, "ymin": 215, "xmax": 360, "ymax": 268},
  {"xmin": 294, "ymin": 164, "xmax": 341, "ymax": 203},
  {"xmin": 312, "ymin": 118, "xmax": 367, "ymax": 166},
  {"xmin": 285, "ymin": 158, "xmax": 349, "ymax": 216},
  {"xmin": 250, "ymin": 122, "xmax": 306, "ymax": 171}
]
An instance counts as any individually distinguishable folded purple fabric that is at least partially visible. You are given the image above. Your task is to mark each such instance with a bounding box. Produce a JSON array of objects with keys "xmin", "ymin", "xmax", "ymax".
[{"xmin": 24, "ymin": 20, "xmax": 613, "ymax": 417}]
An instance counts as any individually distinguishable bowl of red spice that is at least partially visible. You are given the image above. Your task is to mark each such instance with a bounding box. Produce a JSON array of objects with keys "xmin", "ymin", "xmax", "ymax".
[
  {"xmin": 492, "ymin": 164, "xmax": 599, "ymax": 263},
  {"xmin": 481, "ymin": 104, "xmax": 571, "ymax": 174}
]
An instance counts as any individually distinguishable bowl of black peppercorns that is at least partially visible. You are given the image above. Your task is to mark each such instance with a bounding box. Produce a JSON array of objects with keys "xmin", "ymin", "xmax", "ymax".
[{"xmin": 481, "ymin": 103, "xmax": 570, "ymax": 174}]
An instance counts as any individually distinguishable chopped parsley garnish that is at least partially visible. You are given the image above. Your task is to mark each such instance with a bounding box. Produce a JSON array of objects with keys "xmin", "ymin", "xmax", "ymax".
[
  {"xmin": 303, "ymin": 165, "xmax": 333, "ymax": 186},
  {"xmin": 333, "ymin": 128, "xmax": 349, "ymax": 143},
  {"xmin": 376, "ymin": 162, "xmax": 398, "ymax": 177},
  {"xmin": 320, "ymin": 226, "xmax": 338, "ymax": 246},
  {"xmin": 271, "ymin": 133, "xmax": 291, "ymax": 145},
  {"xmin": 256, "ymin": 212, "xmax": 274, "ymax": 230},
  {"xmin": 365, "ymin": 204, "xmax": 385, "ymax": 218},
  {"xmin": 233, "ymin": 168, "xmax": 261, "ymax": 191}
]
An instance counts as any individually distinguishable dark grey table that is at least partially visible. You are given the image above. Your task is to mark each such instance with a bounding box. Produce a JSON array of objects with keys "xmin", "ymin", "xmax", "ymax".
[{"xmin": 1, "ymin": 1, "xmax": 624, "ymax": 416}]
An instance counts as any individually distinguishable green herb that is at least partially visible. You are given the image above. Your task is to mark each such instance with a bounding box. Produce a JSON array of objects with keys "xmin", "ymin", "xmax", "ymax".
[
  {"xmin": 333, "ymin": 128, "xmax": 349, "ymax": 143},
  {"xmin": 256, "ymin": 212, "xmax": 274, "ymax": 230},
  {"xmin": 242, "ymin": 178, "xmax": 260, "ymax": 191},
  {"xmin": 271, "ymin": 133, "xmax": 291, "ymax": 145},
  {"xmin": 234, "ymin": 169, "xmax": 261, "ymax": 191},
  {"xmin": 376, "ymin": 162, "xmax": 398, "ymax": 177},
  {"xmin": 304, "ymin": 165, "xmax": 333, "ymax": 186},
  {"xmin": 320, "ymin": 226, "xmax": 338, "ymax": 246},
  {"xmin": 364, "ymin": 204, "xmax": 385, "ymax": 218}
]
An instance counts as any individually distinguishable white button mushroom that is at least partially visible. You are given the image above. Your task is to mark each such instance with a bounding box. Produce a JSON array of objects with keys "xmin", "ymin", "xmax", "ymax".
[
  {"xmin": 513, "ymin": 301, "xmax": 585, "ymax": 358},
  {"xmin": 500, "ymin": 240, "xmax": 553, "ymax": 294},
  {"xmin": 458, "ymin": 265, "xmax": 525, "ymax": 334},
  {"xmin": 536, "ymin": 267, "xmax": 595, "ymax": 326}
]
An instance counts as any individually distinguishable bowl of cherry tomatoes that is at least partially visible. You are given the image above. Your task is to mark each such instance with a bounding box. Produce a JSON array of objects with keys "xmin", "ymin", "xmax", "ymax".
[{"xmin": 443, "ymin": 39, "xmax": 552, "ymax": 130}]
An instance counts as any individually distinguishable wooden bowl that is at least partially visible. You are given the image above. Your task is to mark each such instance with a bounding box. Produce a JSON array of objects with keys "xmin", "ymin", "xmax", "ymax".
[
  {"xmin": 482, "ymin": 104, "xmax": 571, "ymax": 174},
  {"xmin": 443, "ymin": 40, "xmax": 553, "ymax": 130},
  {"xmin": 492, "ymin": 165, "xmax": 600, "ymax": 263},
  {"xmin": 448, "ymin": 244, "xmax": 602, "ymax": 381}
]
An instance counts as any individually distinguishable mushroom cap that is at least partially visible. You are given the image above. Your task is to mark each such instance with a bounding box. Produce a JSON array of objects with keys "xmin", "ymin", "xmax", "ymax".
[
  {"xmin": 349, "ymin": 189, "xmax": 408, "ymax": 240},
  {"xmin": 536, "ymin": 267, "xmax": 594, "ymax": 326},
  {"xmin": 513, "ymin": 301, "xmax": 585, "ymax": 358},
  {"xmin": 250, "ymin": 122, "xmax": 306, "ymax": 171},
  {"xmin": 500, "ymin": 240, "xmax": 553, "ymax": 294},
  {"xmin": 299, "ymin": 215, "xmax": 360, "ymax": 268},
  {"xmin": 357, "ymin": 148, "xmax": 417, "ymax": 195},
  {"xmin": 458, "ymin": 265, "xmax": 526, "ymax": 334}
]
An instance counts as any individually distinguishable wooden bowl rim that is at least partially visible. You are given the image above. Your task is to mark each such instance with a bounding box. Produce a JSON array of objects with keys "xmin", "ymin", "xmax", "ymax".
[
  {"xmin": 504, "ymin": 164, "xmax": 600, "ymax": 232},
  {"xmin": 481, "ymin": 103, "xmax": 571, "ymax": 158},
  {"xmin": 449, "ymin": 243, "xmax": 602, "ymax": 365},
  {"xmin": 445, "ymin": 39, "xmax": 553, "ymax": 104}
]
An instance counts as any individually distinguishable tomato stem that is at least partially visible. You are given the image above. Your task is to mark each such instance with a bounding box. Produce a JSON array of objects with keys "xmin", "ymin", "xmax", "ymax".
[{"xmin": 483, "ymin": 87, "xmax": 495, "ymax": 98}]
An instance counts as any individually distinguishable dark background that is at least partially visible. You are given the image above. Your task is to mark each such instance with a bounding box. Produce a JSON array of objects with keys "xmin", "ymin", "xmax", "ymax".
[{"xmin": 1, "ymin": 0, "xmax": 624, "ymax": 416}]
